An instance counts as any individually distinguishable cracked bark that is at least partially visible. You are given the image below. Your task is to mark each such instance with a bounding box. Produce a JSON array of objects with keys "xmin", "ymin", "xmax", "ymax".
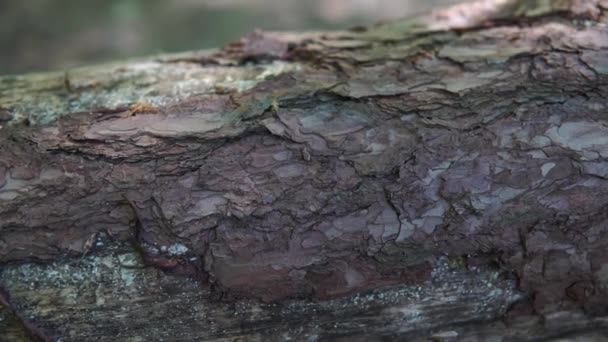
[{"xmin": 2, "ymin": 0, "xmax": 608, "ymax": 340}]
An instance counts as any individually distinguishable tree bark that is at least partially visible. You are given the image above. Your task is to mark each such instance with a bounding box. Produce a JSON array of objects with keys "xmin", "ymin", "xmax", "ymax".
[{"xmin": 2, "ymin": 0, "xmax": 608, "ymax": 340}]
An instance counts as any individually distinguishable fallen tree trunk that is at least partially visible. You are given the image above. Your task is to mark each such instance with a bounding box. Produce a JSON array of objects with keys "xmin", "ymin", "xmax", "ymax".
[{"xmin": 2, "ymin": 0, "xmax": 608, "ymax": 340}]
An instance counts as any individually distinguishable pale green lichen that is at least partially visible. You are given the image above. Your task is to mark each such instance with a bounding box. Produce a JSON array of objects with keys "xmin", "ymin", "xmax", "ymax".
[
  {"xmin": 0, "ymin": 55, "xmax": 302, "ymax": 127},
  {"xmin": 167, "ymin": 243, "xmax": 189, "ymax": 256},
  {"xmin": 0, "ymin": 245, "xmax": 145, "ymax": 296}
]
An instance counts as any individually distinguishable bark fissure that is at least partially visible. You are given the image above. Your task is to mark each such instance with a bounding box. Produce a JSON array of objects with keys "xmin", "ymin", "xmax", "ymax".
[{"xmin": 2, "ymin": 0, "xmax": 608, "ymax": 340}]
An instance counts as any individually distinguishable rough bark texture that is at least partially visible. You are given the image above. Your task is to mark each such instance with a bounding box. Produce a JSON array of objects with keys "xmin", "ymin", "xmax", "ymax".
[{"xmin": 2, "ymin": 0, "xmax": 608, "ymax": 340}]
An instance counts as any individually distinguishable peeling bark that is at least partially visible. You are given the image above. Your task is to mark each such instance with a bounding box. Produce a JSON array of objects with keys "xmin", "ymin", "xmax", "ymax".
[{"xmin": 2, "ymin": 0, "xmax": 608, "ymax": 340}]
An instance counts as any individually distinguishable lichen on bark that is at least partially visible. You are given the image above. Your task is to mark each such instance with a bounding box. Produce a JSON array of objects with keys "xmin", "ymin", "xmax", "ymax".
[{"xmin": 2, "ymin": 0, "xmax": 608, "ymax": 340}]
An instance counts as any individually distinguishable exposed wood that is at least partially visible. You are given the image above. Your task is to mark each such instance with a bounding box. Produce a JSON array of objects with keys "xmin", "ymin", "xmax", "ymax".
[{"xmin": 2, "ymin": 0, "xmax": 608, "ymax": 340}]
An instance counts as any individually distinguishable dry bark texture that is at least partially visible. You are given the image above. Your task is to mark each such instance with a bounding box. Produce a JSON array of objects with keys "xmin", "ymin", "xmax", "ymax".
[{"xmin": 2, "ymin": 0, "xmax": 608, "ymax": 340}]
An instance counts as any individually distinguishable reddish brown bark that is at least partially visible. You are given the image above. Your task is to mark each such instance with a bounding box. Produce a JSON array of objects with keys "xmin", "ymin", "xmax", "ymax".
[{"xmin": 2, "ymin": 0, "xmax": 608, "ymax": 340}]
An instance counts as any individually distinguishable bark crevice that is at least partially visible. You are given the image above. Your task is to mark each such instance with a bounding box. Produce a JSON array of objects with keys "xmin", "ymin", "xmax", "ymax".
[{"xmin": 2, "ymin": 0, "xmax": 608, "ymax": 340}]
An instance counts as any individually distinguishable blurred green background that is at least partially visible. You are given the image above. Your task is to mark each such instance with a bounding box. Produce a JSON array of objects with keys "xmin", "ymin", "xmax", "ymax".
[{"xmin": 0, "ymin": 0, "xmax": 459, "ymax": 74}]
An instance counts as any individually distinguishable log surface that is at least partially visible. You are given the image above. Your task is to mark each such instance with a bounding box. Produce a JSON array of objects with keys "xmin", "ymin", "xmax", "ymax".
[{"xmin": 2, "ymin": 0, "xmax": 608, "ymax": 340}]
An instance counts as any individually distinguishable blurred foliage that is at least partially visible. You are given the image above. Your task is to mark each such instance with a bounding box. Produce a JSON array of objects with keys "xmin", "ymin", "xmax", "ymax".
[{"xmin": 0, "ymin": 0, "xmax": 458, "ymax": 74}]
